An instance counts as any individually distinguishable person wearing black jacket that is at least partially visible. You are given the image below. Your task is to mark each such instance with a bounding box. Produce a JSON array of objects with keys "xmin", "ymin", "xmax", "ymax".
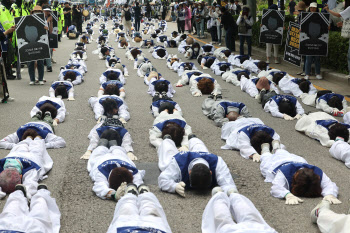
[
  {"xmin": 63, "ymin": 2, "xmax": 71, "ymax": 34},
  {"xmin": 220, "ymin": 7, "xmax": 236, "ymax": 52},
  {"xmin": 134, "ymin": 2, "xmax": 141, "ymax": 32},
  {"xmin": 72, "ymin": 4, "xmax": 83, "ymax": 34}
]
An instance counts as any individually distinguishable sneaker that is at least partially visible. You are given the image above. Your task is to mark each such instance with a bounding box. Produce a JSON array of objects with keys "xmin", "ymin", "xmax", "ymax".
[
  {"xmin": 39, "ymin": 81, "xmax": 44, "ymax": 85},
  {"xmin": 208, "ymin": 94, "xmax": 215, "ymax": 99},
  {"xmin": 161, "ymin": 91, "xmax": 167, "ymax": 97},
  {"xmin": 188, "ymin": 133, "xmax": 197, "ymax": 140},
  {"xmin": 125, "ymin": 183, "xmax": 139, "ymax": 196},
  {"xmin": 266, "ymin": 59, "xmax": 270, "ymax": 63},
  {"xmin": 137, "ymin": 184, "xmax": 150, "ymax": 194},
  {"xmin": 163, "ymin": 134, "xmax": 172, "ymax": 140},
  {"xmin": 211, "ymin": 186, "xmax": 223, "ymax": 196},
  {"xmin": 316, "ymin": 75, "xmax": 323, "ymax": 80},
  {"xmin": 47, "ymin": 67, "xmax": 52, "ymax": 72},
  {"xmin": 44, "ymin": 111, "xmax": 51, "ymax": 117},
  {"xmin": 52, "ymin": 59, "xmax": 57, "ymax": 64},
  {"xmin": 275, "ymin": 58, "xmax": 279, "ymax": 64},
  {"xmin": 311, "ymin": 200, "xmax": 330, "ymax": 224},
  {"xmin": 29, "ymin": 81, "xmax": 35, "ymax": 85},
  {"xmin": 35, "ymin": 110, "xmax": 42, "ymax": 119},
  {"xmin": 218, "ymin": 43, "xmax": 222, "ymax": 46},
  {"xmin": 37, "ymin": 184, "xmax": 48, "ymax": 190},
  {"xmin": 215, "ymin": 94, "xmax": 222, "ymax": 100},
  {"xmin": 304, "ymin": 75, "xmax": 309, "ymax": 80},
  {"xmin": 7, "ymin": 97, "xmax": 14, "ymax": 102},
  {"xmin": 15, "ymin": 184, "xmax": 27, "ymax": 197}
]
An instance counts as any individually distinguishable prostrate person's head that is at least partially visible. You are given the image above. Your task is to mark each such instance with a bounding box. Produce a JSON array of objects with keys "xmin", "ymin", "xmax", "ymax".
[
  {"xmin": 219, "ymin": 64, "xmax": 230, "ymax": 73},
  {"xmin": 107, "ymin": 72, "xmax": 119, "ymax": 81},
  {"xmin": 226, "ymin": 111, "xmax": 240, "ymax": 121},
  {"xmin": 291, "ymin": 168, "xmax": 322, "ymax": 197},
  {"xmin": 120, "ymin": 40, "xmax": 128, "ymax": 47},
  {"xmin": 158, "ymin": 102, "xmax": 175, "ymax": 114},
  {"xmin": 197, "ymin": 78, "xmax": 214, "ymax": 94},
  {"xmin": 222, "ymin": 50, "xmax": 231, "ymax": 58},
  {"xmin": 180, "ymin": 34, "xmax": 187, "ymax": 42},
  {"xmin": 328, "ymin": 123, "xmax": 349, "ymax": 142},
  {"xmin": 256, "ymin": 77, "xmax": 270, "ymax": 91},
  {"xmin": 206, "ymin": 57, "xmax": 216, "ymax": 68},
  {"xmin": 272, "ymin": 72, "xmax": 284, "ymax": 85},
  {"xmin": 154, "ymin": 80, "xmax": 169, "ymax": 93},
  {"xmin": 237, "ymin": 72, "xmax": 249, "ymax": 81},
  {"xmin": 64, "ymin": 71, "xmax": 77, "ymax": 82},
  {"xmin": 131, "ymin": 48, "xmax": 141, "ymax": 59},
  {"xmin": 0, "ymin": 165, "xmax": 22, "ymax": 194},
  {"xmin": 55, "ymin": 84, "xmax": 68, "ymax": 99},
  {"xmin": 161, "ymin": 122, "xmax": 185, "ymax": 147},
  {"xmin": 278, "ymin": 98, "xmax": 297, "ymax": 117},
  {"xmin": 156, "ymin": 49, "xmax": 166, "ymax": 58},
  {"xmin": 169, "ymin": 40, "xmax": 177, "ymax": 48},
  {"xmin": 250, "ymin": 131, "xmax": 273, "ymax": 154},
  {"xmin": 257, "ymin": 61, "xmax": 268, "ymax": 71},
  {"xmin": 101, "ymin": 98, "xmax": 119, "ymax": 116},
  {"xmin": 109, "ymin": 167, "xmax": 133, "ymax": 191},
  {"xmin": 39, "ymin": 103, "xmax": 58, "ymax": 119},
  {"xmin": 148, "ymin": 71, "xmax": 159, "ymax": 82},
  {"xmin": 101, "ymin": 47, "xmax": 110, "ymax": 56},
  {"xmin": 104, "ymin": 84, "xmax": 120, "ymax": 96},
  {"xmin": 21, "ymin": 129, "xmax": 39, "ymax": 141},
  {"xmin": 327, "ymin": 95, "xmax": 343, "ymax": 111},
  {"xmin": 189, "ymin": 163, "xmax": 212, "ymax": 189},
  {"xmin": 298, "ymin": 79, "xmax": 310, "ymax": 93},
  {"xmin": 186, "ymin": 37, "xmax": 194, "ymax": 45}
]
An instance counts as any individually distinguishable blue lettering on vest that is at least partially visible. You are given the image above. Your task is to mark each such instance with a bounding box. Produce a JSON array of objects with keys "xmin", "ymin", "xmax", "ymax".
[
  {"xmin": 96, "ymin": 126, "xmax": 127, "ymax": 138},
  {"xmin": 16, "ymin": 123, "xmax": 52, "ymax": 141},
  {"xmin": 51, "ymin": 82, "xmax": 73, "ymax": 91},
  {"xmin": 218, "ymin": 102, "xmax": 246, "ymax": 116},
  {"xmin": 238, "ymin": 124, "xmax": 275, "ymax": 139},
  {"xmin": 154, "ymin": 119, "xmax": 186, "ymax": 131},
  {"xmin": 98, "ymin": 159, "xmax": 138, "ymax": 180}
]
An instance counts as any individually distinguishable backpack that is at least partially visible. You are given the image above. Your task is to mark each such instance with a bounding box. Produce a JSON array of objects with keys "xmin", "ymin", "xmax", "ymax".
[{"xmin": 125, "ymin": 10, "xmax": 131, "ymax": 21}]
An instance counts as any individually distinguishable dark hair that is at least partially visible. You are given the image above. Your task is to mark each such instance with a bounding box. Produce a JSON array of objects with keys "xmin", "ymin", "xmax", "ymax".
[
  {"xmin": 197, "ymin": 55, "xmax": 203, "ymax": 64},
  {"xmin": 156, "ymin": 49, "xmax": 166, "ymax": 58},
  {"xmin": 272, "ymin": 73, "xmax": 284, "ymax": 85},
  {"xmin": 101, "ymin": 47, "xmax": 109, "ymax": 55},
  {"xmin": 291, "ymin": 168, "xmax": 322, "ymax": 197},
  {"xmin": 169, "ymin": 40, "xmax": 177, "ymax": 47},
  {"xmin": 161, "ymin": 122, "xmax": 185, "ymax": 147},
  {"xmin": 107, "ymin": 72, "xmax": 119, "ymax": 81},
  {"xmin": 328, "ymin": 123, "xmax": 349, "ymax": 142},
  {"xmin": 100, "ymin": 129, "xmax": 122, "ymax": 145},
  {"xmin": 183, "ymin": 62, "xmax": 193, "ymax": 70},
  {"xmin": 220, "ymin": 6, "xmax": 226, "ymax": 12},
  {"xmin": 120, "ymin": 40, "xmax": 128, "ymax": 47},
  {"xmin": 64, "ymin": 71, "xmax": 77, "ymax": 81},
  {"xmin": 158, "ymin": 102, "xmax": 175, "ymax": 114},
  {"xmin": 108, "ymin": 58, "xmax": 118, "ymax": 67},
  {"xmin": 327, "ymin": 95, "xmax": 343, "ymax": 111},
  {"xmin": 250, "ymin": 131, "xmax": 273, "ymax": 154},
  {"xmin": 75, "ymin": 46, "xmax": 84, "ymax": 51},
  {"xmin": 172, "ymin": 31, "xmax": 178, "ymax": 37},
  {"xmin": 74, "ymin": 51, "xmax": 84, "ymax": 59},
  {"xmin": 39, "ymin": 103, "xmax": 57, "ymax": 119},
  {"xmin": 299, "ymin": 80, "xmax": 310, "ymax": 93},
  {"xmin": 190, "ymin": 164, "xmax": 212, "ymax": 189},
  {"xmin": 278, "ymin": 99, "xmax": 297, "ymax": 117},
  {"xmin": 197, "ymin": 78, "xmax": 214, "ymax": 94},
  {"xmin": 109, "ymin": 167, "xmax": 133, "ymax": 191},
  {"xmin": 130, "ymin": 48, "xmax": 141, "ymax": 59},
  {"xmin": 21, "ymin": 129, "xmax": 39, "ymax": 141},
  {"xmin": 206, "ymin": 58, "xmax": 215, "ymax": 68},
  {"xmin": 154, "ymin": 81, "xmax": 169, "ymax": 93},
  {"xmin": 257, "ymin": 61, "xmax": 268, "ymax": 71},
  {"xmin": 180, "ymin": 34, "xmax": 187, "ymax": 41},
  {"xmin": 237, "ymin": 72, "xmax": 249, "ymax": 81},
  {"xmin": 239, "ymin": 55, "xmax": 249, "ymax": 64},
  {"xmin": 55, "ymin": 85, "xmax": 68, "ymax": 99},
  {"xmin": 219, "ymin": 64, "xmax": 230, "ymax": 72},
  {"xmin": 151, "ymin": 33, "xmax": 157, "ymax": 38},
  {"xmin": 316, "ymin": 90, "xmax": 333, "ymax": 99},
  {"xmin": 222, "ymin": 50, "xmax": 231, "ymax": 58},
  {"xmin": 104, "ymin": 84, "xmax": 120, "ymax": 96},
  {"xmin": 101, "ymin": 98, "xmax": 118, "ymax": 116}
]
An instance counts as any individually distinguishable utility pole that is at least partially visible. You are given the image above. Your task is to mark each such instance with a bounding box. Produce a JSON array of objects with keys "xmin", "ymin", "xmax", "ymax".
[{"xmin": 247, "ymin": 0, "xmax": 256, "ymax": 22}]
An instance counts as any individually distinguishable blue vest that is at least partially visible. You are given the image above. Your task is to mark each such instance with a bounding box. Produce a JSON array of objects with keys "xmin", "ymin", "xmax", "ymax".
[
  {"xmin": 269, "ymin": 71, "xmax": 286, "ymax": 77},
  {"xmin": 273, "ymin": 162, "xmax": 323, "ymax": 189},
  {"xmin": 251, "ymin": 78, "xmax": 271, "ymax": 85},
  {"xmin": 152, "ymin": 99, "xmax": 177, "ymax": 108},
  {"xmin": 62, "ymin": 70, "xmax": 81, "ymax": 78},
  {"xmin": 174, "ymin": 151, "xmax": 218, "ymax": 187},
  {"xmin": 16, "ymin": 123, "xmax": 52, "ymax": 140},
  {"xmin": 159, "ymin": 35, "xmax": 167, "ymax": 42},
  {"xmin": 65, "ymin": 64, "xmax": 81, "ymax": 70},
  {"xmin": 96, "ymin": 126, "xmax": 128, "ymax": 138},
  {"xmin": 154, "ymin": 119, "xmax": 186, "ymax": 131},
  {"xmin": 98, "ymin": 96, "xmax": 123, "ymax": 108},
  {"xmin": 270, "ymin": 95, "xmax": 297, "ymax": 106},
  {"xmin": 180, "ymin": 62, "xmax": 194, "ymax": 68},
  {"xmin": 151, "ymin": 79, "xmax": 170, "ymax": 87},
  {"xmin": 68, "ymin": 25, "xmax": 76, "ymax": 31},
  {"xmin": 186, "ymin": 71, "xmax": 202, "ymax": 79},
  {"xmin": 0, "ymin": 157, "xmax": 41, "ymax": 174},
  {"xmin": 317, "ymin": 93, "xmax": 345, "ymax": 103},
  {"xmin": 194, "ymin": 77, "xmax": 215, "ymax": 83},
  {"xmin": 203, "ymin": 56, "xmax": 216, "ymax": 62},
  {"xmin": 232, "ymin": 69, "xmax": 250, "ymax": 76},
  {"xmin": 51, "ymin": 82, "xmax": 73, "ymax": 91},
  {"xmin": 315, "ymin": 120, "xmax": 350, "ymax": 130},
  {"xmin": 217, "ymin": 62, "xmax": 231, "ymax": 67},
  {"xmin": 0, "ymin": 231, "xmax": 25, "ymax": 233},
  {"xmin": 116, "ymin": 226, "xmax": 166, "ymax": 233},
  {"xmin": 97, "ymin": 159, "xmax": 138, "ymax": 180},
  {"xmin": 291, "ymin": 78, "xmax": 311, "ymax": 85},
  {"xmin": 218, "ymin": 102, "xmax": 246, "ymax": 115},
  {"xmin": 118, "ymin": 32, "xmax": 125, "ymax": 37},
  {"xmin": 143, "ymin": 39, "xmax": 154, "ymax": 45},
  {"xmin": 36, "ymin": 100, "xmax": 61, "ymax": 110},
  {"xmin": 238, "ymin": 124, "xmax": 275, "ymax": 139},
  {"xmin": 102, "ymin": 80, "xmax": 123, "ymax": 90},
  {"xmin": 202, "ymin": 45, "xmax": 213, "ymax": 52}
]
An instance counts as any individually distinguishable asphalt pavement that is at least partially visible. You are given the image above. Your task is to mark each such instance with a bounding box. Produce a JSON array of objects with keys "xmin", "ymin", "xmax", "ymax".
[{"xmin": 1, "ymin": 20, "xmax": 350, "ymax": 233}]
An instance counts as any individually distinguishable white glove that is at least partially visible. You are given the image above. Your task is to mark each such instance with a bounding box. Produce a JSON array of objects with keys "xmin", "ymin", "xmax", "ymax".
[
  {"xmin": 178, "ymin": 145, "xmax": 189, "ymax": 152},
  {"xmin": 0, "ymin": 191, "xmax": 6, "ymax": 199},
  {"xmin": 120, "ymin": 118, "xmax": 127, "ymax": 124},
  {"xmin": 67, "ymin": 97, "xmax": 75, "ymax": 101},
  {"xmin": 272, "ymin": 140, "xmax": 280, "ymax": 153},
  {"xmin": 127, "ymin": 152, "xmax": 138, "ymax": 161},
  {"xmin": 283, "ymin": 114, "xmax": 294, "ymax": 121},
  {"xmin": 323, "ymin": 195, "xmax": 342, "ymax": 204},
  {"xmin": 114, "ymin": 182, "xmax": 127, "ymax": 201},
  {"xmin": 252, "ymin": 153, "xmax": 261, "ymax": 162},
  {"xmin": 124, "ymin": 73, "xmax": 129, "ymax": 77},
  {"xmin": 97, "ymin": 115, "xmax": 107, "ymax": 124},
  {"xmin": 254, "ymin": 94, "xmax": 261, "ymax": 103},
  {"xmin": 285, "ymin": 193, "xmax": 304, "ymax": 205},
  {"xmin": 294, "ymin": 114, "xmax": 302, "ymax": 120},
  {"xmin": 175, "ymin": 182, "xmax": 186, "ymax": 197},
  {"xmin": 194, "ymin": 92, "xmax": 202, "ymax": 97},
  {"xmin": 80, "ymin": 150, "xmax": 92, "ymax": 160},
  {"xmin": 202, "ymin": 66, "xmax": 208, "ymax": 70},
  {"xmin": 53, "ymin": 120, "xmax": 58, "ymax": 127}
]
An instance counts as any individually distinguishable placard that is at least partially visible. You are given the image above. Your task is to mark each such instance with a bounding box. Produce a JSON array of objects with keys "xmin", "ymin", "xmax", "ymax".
[
  {"xmin": 259, "ymin": 9, "xmax": 285, "ymax": 45},
  {"xmin": 283, "ymin": 22, "xmax": 301, "ymax": 66}
]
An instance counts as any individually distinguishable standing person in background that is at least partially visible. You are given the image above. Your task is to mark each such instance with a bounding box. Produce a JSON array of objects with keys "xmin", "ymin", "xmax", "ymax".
[
  {"xmin": 133, "ymin": 2, "xmax": 141, "ymax": 32},
  {"xmin": 121, "ymin": 4, "xmax": 132, "ymax": 36},
  {"xmin": 209, "ymin": 5, "xmax": 218, "ymax": 44},
  {"xmin": 265, "ymin": 3, "xmax": 280, "ymax": 63},
  {"xmin": 146, "ymin": 2, "xmax": 151, "ymax": 18},
  {"xmin": 72, "ymin": 4, "xmax": 82, "ymax": 34},
  {"xmin": 237, "ymin": 6, "xmax": 253, "ymax": 56},
  {"xmin": 43, "ymin": 5, "xmax": 53, "ymax": 73},
  {"xmin": 221, "ymin": 7, "xmax": 236, "ymax": 51},
  {"xmin": 177, "ymin": 3, "xmax": 185, "ymax": 34},
  {"xmin": 288, "ymin": 0, "xmax": 296, "ymax": 15},
  {"xmin": 214, "ymin": 5, "xmax": 222, "ymax": 45},
  {"xmin": 63, "ymin": 2, "xmax": 71, "ymax": 35},
  {"xmin": 184, "ymin": 3, "xmax": 192, "ymax": 34},
  {"xmin": 191, "ymin": 2, "xmax": 197, "ymax": 35},
  {"xmin": 233, "ymin": 0, "xmax": 242, "ymax": 15},
  {"xmin": 195, "ymin": 2, "xmax": 206, "ymax": 38}
]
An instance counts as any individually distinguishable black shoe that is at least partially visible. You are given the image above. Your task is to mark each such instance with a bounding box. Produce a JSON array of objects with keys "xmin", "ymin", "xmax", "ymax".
[
  {"xmin": 138, "ymin": 184, "xmax": 150, "ymax": 194},
  {"xmin": 208, "ymin": 94, "xmax": 215, "ymax": 99},
  {"xmin": 161, "ymin": 91, "xmax": 167, "ymax": 97},
  {"xmin": 125, "ymin": 183, "xmax": 139, "ymax": 196},
  {"xmin": 163, "ymin": 134, "xmax": 172, "ymax": 140},
  {"xmin": 44, "ymin": 111, "xmax": 51, "ymax": 117},
  {"xmin": 7, "ymin": 75, "xmax": 16, "ymax": 80},
  {"xmin": 47, "ymin": 67, "xmax": 52, "ymax": 72},
  {"xmin": 215, "ymin": 94, "xmax": 222, "ymax": 100},
  {"xmin": 188, "ymin": 133, "xmax": 197, "ymax": 140},
  {"xmin": 37, "ymin": 184, "xmax": 48, "ymax": 190},
  {"xmin": 35, "ymin": 111, "xmax": 43, "ymax": 119},
  {"xmin": 97, "ymin": 138, "xmax": 109, "ymax": 148},
  {"xmin": 15, "ymin": 184, "xmax": 27, "ymax": 197}
]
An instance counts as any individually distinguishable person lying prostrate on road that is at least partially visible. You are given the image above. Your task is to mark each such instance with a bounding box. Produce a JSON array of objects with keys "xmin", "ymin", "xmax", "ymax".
[
  {"xmin": 178, "ymin": 36, "xmax": 193, "ymax": 54},
  {"xmin": 89, "ymin": 91, "xmax": 129, "ymax": 122},
  {"xmin": 150, "ymin": 46, "xmax": 168, "ymax": 59},
  {"xmin": 242, "ymin": 60, "xmax": 269, "ymax": 74},
  {"xmin": 158, "ymin": 135, "xmax": 238, "ymax": 197},
  {"xmin": 329, "ymin": 135, "xmax": 350, "ymax": 169},
  {"xmin": 176, "ymin": 62, "xmax": 198, "ymax": 76},
  {"xmin": 295, "ymin": 112, "xmax": 350, "ymax": 147},
  {"xmin": 107, "ymin": 188, "xmax": 172, "ymax": 233},
  {"xmin": 70, "ymin": 50, "xmax": 87, "ymax": 60},
  {"xmin": 184, "ymin": 43, "xmax": 201, "ymax": 59},
  {"xmin": 279, "ymin": 77, "xmax": 317, "ymax": 97},
  {"xmin": 61, "ymin": 63, "xmax": 85, "ymax": 76},
  {"xmin": 144, "ymin": 70, "xmax": 163, "ymax": 86},
  {"xmin": 210, "ymin": 60, "xmax": 233, "ymax": 76},
  {"xmin": 140, "ymin": 39, "xmax": 155, "ymax": 48},
  {"xmin": 227, "ymin": 54, "xmax": 250, "ymax": 67},
  {"xmin": 87, "ymin": 134, "xmax": 143, "ymax": 200},
  {"xmin": 49, "ymin": 80, "xmax": 75, "ymax": 100},
  {"xmin": 0, "ymin": 184, "xmax": 60, "ymax": 233},
  {"xmin": 200, "ymin": 44, "xmax": 215, "ymax": 55},
  {"xmin": 197, "ymin": 55, "xmax": 217, "ymax": 70},
  {"xmin": 260, "ymin": 148, "xmax": 340, "ymax": 205},
  {"xmin": 166, "ymin": 54, "xmax": 181, "ymax": 70},
  {"xmin": 132, "ymin": 32, "xmax": 143, "ymax": 43},
  {"xmin": 176, "ymin": 70, "xmax": 204, "ymax": 87},
  {"xmin": 164, "ymin": 39, "xmax": 178, "ymax": 48},
  {"xmin": 170, "ymin": 31, "xmax": 180, "ymax": 41},
  {"xmin": 30, "ymin": 96, "xmax": 67, "ymax": 126},
  {"xmin": 190, "ymin": 75, "xmax": 221, "ymax": 97},
  {"xmin": 151, "ymin": 98, "xmax": 182, "ymax": 117},
  {"xmin": 202, "ymin": 189, "xmax": 277, "ymax": 233},
  {"xmin": 105, "ymin": 56, "xmax": 129, "ymax": 77},
  {"xmin": 0, "ymin": 111, "xmax": 66, "ymax": 150},
  {"xmin": 117, "ymin": 39, "xmax": 130, "ymax": 49},
  {"xmin": 99, "ymin": 46, "xmax": 115, "ymax": 60},
  {"xmin": 99, "ymin": 77, "xmax": 125, "ymax": 99},
  {"xmin": 150, "ymin": 110, "xmax": 192, "ymax": 149},
  {"xmin": 221, "ymin": 117, "xmax": 283, "ymax": 162},
  {"xmin": 213, "ymin": 47, "xmax": 232, "ymax": 59},
  {"xmin": 136, "ymin": 58, "xmax": 153, "ymax": 77},
  {"xmin": 262, "ymin": 93, "xmax": 304, "ymax": 120},
  {"xmin": 100, "ymin": 66, "xmax": 126, "ymax": 85},
  {"xmin": 241, "ymin": 76, "xmax": 280, "ymax": 100},
  {"xmin": 58, "ymin": 70, "xmax": 84, "ymax": 86},
  {"xmin": 202, "ymin": 94, "xmax": 250, "ymax": 127},
  {"xmin": 300, "ymin": 91, "xmax": 348, "ymax": 117},
  {"xmin": 0, "ymin": 138, "xmax": 53, "ymax": 199},
  {"xmin": 222, "ymin": 69, "xmax": 250, "ymax": 86},
  {"xmin": 125, "ymin": 47, "xmax": 143, "ymax": 61},
  {"xmin": 148, "ymin": 79, "xmax": 176, "ymax": 98}
]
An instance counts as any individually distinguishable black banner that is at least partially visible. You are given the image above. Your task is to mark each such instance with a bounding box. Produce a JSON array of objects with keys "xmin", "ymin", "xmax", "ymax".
[
  {"xmin": 299, "ymin": 12, "xmax": 330, "ymax": 56},
  {"xmin": 49, "ymin": 11, "xmax": 58, "ymax": 48},
  {"xmin": 284, "ymin": 22, "xmax": 301, "ymax": 67},
  {"xmin": 15, "ymin": 14, "xmax": 51, "ymax": 63},
  {"xmin": 259, "ymin": 9, "xmax": 285, "ymax": 45}
]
